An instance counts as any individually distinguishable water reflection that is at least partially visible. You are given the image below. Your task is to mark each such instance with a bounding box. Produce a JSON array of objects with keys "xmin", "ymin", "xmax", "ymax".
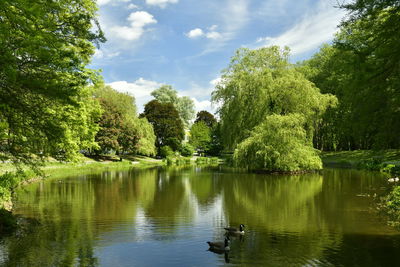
[{"xmin": 1, "ymin": 167, "xmax": 399, "ymax": 266}]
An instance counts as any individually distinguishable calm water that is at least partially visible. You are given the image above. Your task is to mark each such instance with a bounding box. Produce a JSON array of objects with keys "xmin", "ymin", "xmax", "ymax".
[{"xmin": 1, "ymin": 166, "xmax": 400, "ymax": 266}]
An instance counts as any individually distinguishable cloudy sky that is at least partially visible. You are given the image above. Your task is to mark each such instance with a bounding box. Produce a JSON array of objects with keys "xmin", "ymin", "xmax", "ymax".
[{"xmin": 91, "ymin": 0, "xmax": 347, "ymax": 113}]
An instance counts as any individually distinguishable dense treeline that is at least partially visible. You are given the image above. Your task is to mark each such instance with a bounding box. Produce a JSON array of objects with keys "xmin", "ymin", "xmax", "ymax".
[
  {"xmin": 300, "ymin": 0, "xmax": 400, "ymax": 151},
  {"xmin": 212, "ymin": 0, "xmax": 400, "ymax": 171}
]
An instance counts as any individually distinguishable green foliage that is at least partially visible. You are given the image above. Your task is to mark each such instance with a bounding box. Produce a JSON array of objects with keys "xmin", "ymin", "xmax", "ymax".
[
  {"xmin": 136, "ymin": 118, "xmax": 157, "ymax": 156},
  {"xmin": 166, "ymin": 156, "xmax": 192, "ymax": 166},
  {"xmin": 159, "ymin": 146, "xmax": 174, "ymax": 158},
  {"xmin": 0, "ymin": 0, "xmax": 104, "ymax": 166},
  {"xmin": 0, "ymin": 171, "xmax": 25, "ymax": 206},
  {"xmin": 212, "ymin": 46, "xmax": 336, "ymax": 150},
  {"xmin": 234, "ymin": 114, "xmax": 322, "ymax": 171},
  {"xmin": 356, "ymin": 157, "xmax": 384, "ymax": 171},
  {"xmin": 383, "ymin": 186, "xmax": 400, "ymax": 226},
  {"xmin": 195, "ymin": 157, "xmax": 219, "ymax": 165},
  {"xmin": 189, "ymin": 121, "xmax": 211, "ymax": 152},
  {"xmin": 301, "ymin": 1, "xmax": 400, "ymax": 150},
  {"xmin": 180, "ymin": 143, "xmax": 194, "ymax": 157},
  {"xmin": 212, "ymin": 46, "xmax": 334, "ymax": 171},
  {"xmin": 381, "ymin": 164, "xmax": 400, "ymax": 176},
  {"xmin": 141, "ymin": 100, "xmax": 184, "ymax": 151},
  {"xmin": 151, "ymin": 85, "xmax": 195, "ymax": 127},
  {"xmin": 194, "ymin": 110, "xmax": 217, "ymax": 128},
  {"xmin": 207, "ymin": 123, "xmax": 224, "ymax": 156},
  {"xmin": 94, "ymin": 85, "xmax": 156, "ymax": 156}
]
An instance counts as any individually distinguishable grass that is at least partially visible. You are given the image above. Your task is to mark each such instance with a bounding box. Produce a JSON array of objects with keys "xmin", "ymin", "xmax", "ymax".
[{"xmin": 321, "ymin": 149, "xmax": 400, "ymax": 168}]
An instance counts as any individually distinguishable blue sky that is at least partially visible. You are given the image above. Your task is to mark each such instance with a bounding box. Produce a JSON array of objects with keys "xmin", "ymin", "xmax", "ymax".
[{"xmin": 91, "ymin": 0, "xmax": 347, "ymax": 113}]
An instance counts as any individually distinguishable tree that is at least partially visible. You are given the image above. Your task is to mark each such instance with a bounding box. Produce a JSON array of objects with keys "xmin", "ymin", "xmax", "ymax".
[
  {"xmin": 151, "ymin": 85, "xmax": 195, "ymax": 127},
  {"xmin": 234, "ymin": 114, "xmax": 322, "ymax": 171},
  {"xmin": 0, "ymin": 0, "xmax": 105, "ymax": 165},
  {"xmin": 299, "ymin": 0, "xmax": 400, "ymax": 150},
  {"xmin": 212, "ymin": 46, "xmax": 336, "ymax": 151},
  {"xmin": 194, "ymin": 111, "xmax": 217, "ymax": 128},
  {"xmin": 141, "ymin": 100, "xmax": 184, "ymax": 151},
  {"xmin": 95, "ymin": 86, "xmax": 156, "ymax": 156},
  {"xmin": 189, "ymin": 121, "xmax": 211, "ymax": 152}
]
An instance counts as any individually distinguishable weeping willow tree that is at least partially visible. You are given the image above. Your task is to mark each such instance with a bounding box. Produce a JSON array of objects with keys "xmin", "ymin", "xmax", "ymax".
[
  {"xmin": 212, "ymin": 46, "xmax": 336, "ymax": 171},
  {"xmin": 234, "ymin": 114, "xmax": 322, "ymax": 171}
]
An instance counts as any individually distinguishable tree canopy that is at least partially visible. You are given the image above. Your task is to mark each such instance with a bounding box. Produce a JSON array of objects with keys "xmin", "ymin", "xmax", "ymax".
[
  {"xmin": 141, "ymin": 100, "xmax": 184, "ymax": 151},
  {"xmin": 189, "ymin": 121, "xmax": 211, "ymax": 152},
  {"xmin": 300, "ymin": 0, "xmax": 400, "ymax": 150},
  {"xmin": 151, "ymin": 85, "xmax": 195, "ymax": 128},
  {"xmin": 212, "ymin": 46, "xmax": 336, "ymax": 151},
  {"xmin": 194, "ymin": 111, "xmax": 217, "ymax": 128},
  {"xmin": 95, "ymin": 85, "xmax": 156, "ymax": 156},
  {"xmin": 0, "ymin": 0, "xmax": 104, "ymax": 165}
]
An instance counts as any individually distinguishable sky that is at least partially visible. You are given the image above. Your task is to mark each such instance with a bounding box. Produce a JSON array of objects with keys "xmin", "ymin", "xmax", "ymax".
[{"xmin": 91, "ymin": 0, "xmax": 347, "ymax": 113}]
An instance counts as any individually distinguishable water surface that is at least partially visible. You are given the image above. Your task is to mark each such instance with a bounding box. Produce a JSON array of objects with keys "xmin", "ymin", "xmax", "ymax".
[{"xmin": 1, "ymin": 167, "xmax": 400, "ymax": 266}]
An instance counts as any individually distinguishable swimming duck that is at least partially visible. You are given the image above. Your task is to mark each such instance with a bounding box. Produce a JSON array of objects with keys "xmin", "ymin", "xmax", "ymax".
[
  {"xmin": 388, "ymin": 177, "xmax": 399, "ymax": 183},
  {"xmin": 224, "ymin": 224, "xmax": 245, "ymax": 235},
  {"xmin": 207, "ymin": 236, "xmax": 230, "ymax": 252}
]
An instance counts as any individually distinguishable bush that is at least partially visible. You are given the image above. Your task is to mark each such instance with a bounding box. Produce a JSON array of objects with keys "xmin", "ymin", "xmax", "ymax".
[
  {"xmin": 383, "ymin": 186, "xmax": 400, "ymax": 226},
  {"xmin": 356, "ymin": 157, "xmax": 383, "ymax": 171},
  {"xmin": 165, "ymin": 156, "xmax": 192, "ymax": 166},
  {"xmin": 159, "ymin": 146, "xmax": 174, "ymax": 158},
  {"xmin": 195, "ymin": 157, "xmax": 219, "ymax": 165},
  {"xmin": 0, "ymin": 172, "xmax": 24, "ymax": 205},
  {"xmin": 180, "ymin": 143, "xmax": 194, "ymax": 157}
]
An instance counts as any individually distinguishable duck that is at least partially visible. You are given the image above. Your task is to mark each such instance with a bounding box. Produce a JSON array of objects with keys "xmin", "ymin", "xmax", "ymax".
[
  {"xmin": 224, "ymin": 224, "xmax": 245, "ymax": 235},
  {"xmin": 388, "ymin": 177, "xmax": 399, "ymax": 183},
  {"xmin": 207, "ymin": 236, "xmax": 230, "ymax": 252}
]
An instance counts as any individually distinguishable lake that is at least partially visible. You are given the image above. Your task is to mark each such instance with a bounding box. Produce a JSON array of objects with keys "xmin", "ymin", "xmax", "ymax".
[{"xmin": 1, "ymin": 166, "xmax": 400, "ymax": 266}]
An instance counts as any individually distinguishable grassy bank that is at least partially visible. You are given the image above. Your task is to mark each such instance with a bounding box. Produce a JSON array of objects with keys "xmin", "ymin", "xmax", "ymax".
[{"xmin": 321, "ymin": 150, "xmax": 400, "ymax": 169}]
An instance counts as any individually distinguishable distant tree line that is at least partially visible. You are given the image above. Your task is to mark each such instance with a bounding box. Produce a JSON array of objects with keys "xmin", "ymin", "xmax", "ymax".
[{"xmin": 299, "ymin": 0, "xmax": 400, "ymax": 150}]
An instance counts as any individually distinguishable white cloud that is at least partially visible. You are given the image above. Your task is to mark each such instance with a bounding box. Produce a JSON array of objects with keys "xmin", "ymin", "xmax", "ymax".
[
  {"xmin": 255, "ymin": 2, "xmax": 345, "ymax": 55},
  {"xmin": 94, "ymin": 49, "xmax": 120, "ymax": 59},
  {"xmin": 210, "ymin": 78, "xmax": 221, "ymax": 87},
  {"xmin": 206, "ymin": 31, "xmax": 222, "ymax": 40},
  {"xmin": 108, "ymin": 78, "xmax": 162, "ymax": 112},
  {"xmin": 111, "ymin": 11, "xmax": 157, "ymax": 41},
  {"xmin": 127, "ymin": 3, "xmax": 138, "ymax": 9},
  {"xmin": 186, "ymin": 27, "xmax": 222, "ymax": 40},
  {"xmin": 186, "ymin": 28, "xmax": 204, "ymax": 38},
  {"xmin": 146, "ymin": 0, "xmax": 178, "ymax": 8},
  {"xmin": 191, "ymin": 98, "xmax": 214, "ymax": 113},
  {"xmin": 94, "ymin": 49, "xmax": 104, "ymax": 59}
]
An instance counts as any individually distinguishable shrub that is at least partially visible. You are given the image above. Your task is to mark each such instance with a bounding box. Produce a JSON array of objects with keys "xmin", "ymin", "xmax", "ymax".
[
  {"xmin": 356, "ymin": 157, "xmax": 383, "ymax": 171},
  {"xmin": 159, "ymin": 146, "xmax": 174, "ymax": 158},
  {"xmin": 383, "ymin": 186, "xmax": 400, "ymax": 226},
  {"xmin": 180, "ymin": 143, "xmax": 194, "ymax": 157}
]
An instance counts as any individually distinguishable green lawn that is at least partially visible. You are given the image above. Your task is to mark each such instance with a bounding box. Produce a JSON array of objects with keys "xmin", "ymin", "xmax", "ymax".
[{"xmin": 321, "ymin": 149, "xmax": 400, "ymax": 167}]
